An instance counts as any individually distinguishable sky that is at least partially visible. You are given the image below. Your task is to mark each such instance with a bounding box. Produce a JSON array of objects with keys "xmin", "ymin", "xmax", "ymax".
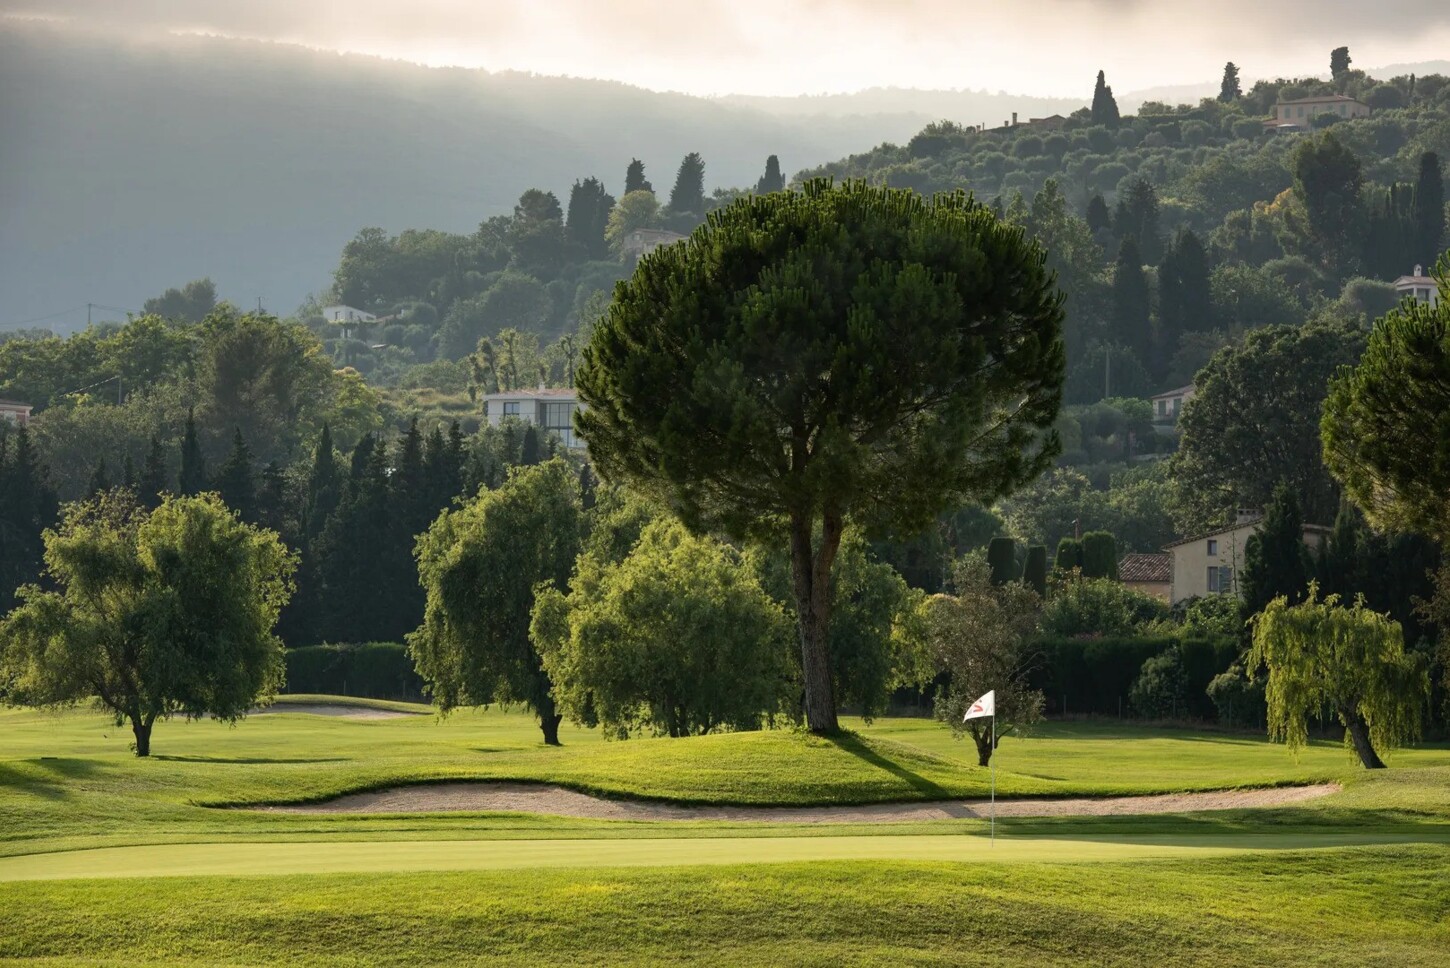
[{"xmin": 6, "ymin": 0, "xmax": 1450, "ymax": 98}]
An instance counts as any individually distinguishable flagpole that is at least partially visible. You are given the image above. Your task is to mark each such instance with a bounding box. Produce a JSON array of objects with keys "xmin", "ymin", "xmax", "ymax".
[{"xmin": 990, "ymin": 714, "xmax": 996, "ymax": 846}]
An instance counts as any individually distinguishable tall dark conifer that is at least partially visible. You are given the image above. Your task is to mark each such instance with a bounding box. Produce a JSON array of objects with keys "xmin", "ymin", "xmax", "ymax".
[
  {"xmin": 1413, "ymin": 152, "xmax": 1444, "ymax": 265},
  {"xmin": 755, "ymin": 155, "xmax": 785, "ymax": 194},
  {"xmin": 667, "ymin": 152, "xmax": 706, "ymax": 216},
  {"xmin": 1241, "ymin": 483, "xmax": 1313, "ymax": 622},
  {"xmin": 0, "ymin": 427, "xmax": 57, "ymax": 614},
  {"xmin": 1090, "ymin": 70, "xmax": 1120, "ymax": 127},
  {"xmin": 1085, "ymin": 193, "xmax": 1111, "ymax": 234},
  {"xmin": 178, "ymin": 408, "xmax": 206, "ymax": 496},
  {"xmin": 1218, "ymin": 62, "xmax": 1241, "ymax": 102},
  {"xmin": 214, "ymin": 428, "xmax": 257, "ymax": 521},
  {"xmin": 565, "ymin": 177, "xmax": 615, "ymax": 261},
  {"xmin": 624, "ymin": 158, "xmax": 651, "ymax": 195},
  {"xmin": 87, "ymin": 458, "xmax": 111, "ymax": 497},
  {"xmin": 1111, "ymin": 237, "xmax": 1152, "ymax": 370},
  {"xmin": 139, "ymin": 433, "xmax": 168, "ymax": 509}
]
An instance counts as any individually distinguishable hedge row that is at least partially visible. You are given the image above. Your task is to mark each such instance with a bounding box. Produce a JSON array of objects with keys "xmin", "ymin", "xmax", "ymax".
[
  {"xmin": 283, "ymin": 643, "xmax": 426, "ymax": 702},
  {"xmin": 1030, "ymin": 634, "xmax": 1237, "ymax": 720}
]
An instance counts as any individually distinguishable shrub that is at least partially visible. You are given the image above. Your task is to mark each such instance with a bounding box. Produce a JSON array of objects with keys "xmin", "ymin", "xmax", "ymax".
[
  {"xmin": 1130, "ymin": 645, "xmax": 1188, "ymax": 718},
  {"xmin": 1081, "ymin": 531, "xmax": 1119, "ymax": 579},
  {"xmin": 987, "ymin": 537, "xmax": 1019, "ymax": 585},
  {"xmin": 1054, "ymin": 537, "xmax": 1083, "ymax": 573},
  {"xmin": 1207, "ymin": 662, "xmax": 1268, "ymax": 727},
  {"xmin": 1040, "ymin": 577, "xmax": 1170, "ymax": 637},
  {"xmin": 1034, "ymin": 634, "xmax": 1235, "ymax": 718},
  {"xmin": 1023, "ymin": 545, "xmax": 1048, "ymax": 597},
  {"xmin": 284, "ymin": 643, "xmax": 425, "ymax": 701},
  {"xmin": 1180, "ymin": 595, "xmax": 1243, "ymax": 639}
]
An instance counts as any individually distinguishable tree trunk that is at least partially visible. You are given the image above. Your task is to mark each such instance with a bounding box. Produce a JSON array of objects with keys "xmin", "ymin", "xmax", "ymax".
[
  {"xmin": 536, "ymin": 691, "xmax": 564, "ymax": 746},
  {"xmin": 975, "ymin": 731, "xmax": 993, "ymax": 768},
  {"xmin": 131, "ymin": 715, "xmax": 154, "ymax": 758},
  {"xmin": 789, "ymin": 508, "xmax": 843, "ymax": 735},
  {"xmin": 1344, "ymin": 712, "xmax": 1386, "ymax": 769}
]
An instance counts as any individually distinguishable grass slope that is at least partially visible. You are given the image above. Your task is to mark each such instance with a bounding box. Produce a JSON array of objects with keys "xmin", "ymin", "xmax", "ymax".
[{"xmin": 3, "ymin": 849, "xmax": 1447, "ymax": 966}]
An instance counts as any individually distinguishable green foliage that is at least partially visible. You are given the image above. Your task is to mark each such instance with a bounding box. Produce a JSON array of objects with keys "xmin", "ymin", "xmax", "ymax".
[
  {"xmin": 0, "ymin": 427, "xmax": 58, "ymax": 615},
  {"xmin": 605, "ymin": 190, "xmax": 664, "ymax": 252},
  {"xmin": 1090, "ymin": 70, "xmax": 1120, "ymax": 128},
  {"xmin": 1180, "ymin": 594, "xmax": 1243, "ymax": 639},
  {"xmin": 141, "ymin": 278, "xmax": 217, "ymax": 323},
  {"xmin": 1173, "ymin": 319, "xmax": 1366, "ymax": 535},
  {"xmin": 1240, "ymin": 483, "xmax": 1314, "ymax": 619},
  {"xmin": 1129, "ymin": 645, "xmax": 1189, "ymax": 719},
  {"xmin": 564, "ymin": 177, "xmax": 616, "ymax": 262},
  {"xmin": 1219, "ymin": 62, "xmax": 1242, "ymax": 103},
  {"xmin": 1080, "ymin": 530, "xmax": 1118, "ymax": 579},
  {"xmin": 755, "ymin": 154, "xmax": 785, "ymax": 194},
  {"xmin": 1207, "ymin": 662, "xmax": 1267, "ymax": 727},
  {"xmin": 1033, "ymin": 634, "xmax": 1235, "ymax": 719},
  {"xmin": 1054, "ymin": 537, "xmax": 1083, "ymax": 573},
  {"xmin": 919, "ymin": 556, "xmax": 1044, "ymax": 765},
  {"xmin": 1291, "ymin": 132, "xmax": 1364, "ymax": 274},
  {"xmin": 1250, "ymin": 587, "xmax": 1430, "ymax": 767},
  {"xmin": 409, "ymin": 459, "xmax": 582, "ymax": 743},
  {"xmin": 986, "ymin": 537, "xmax": 1018, "ymax": 585},
  {"xmin": 666, "ymin": 152, "xmax": 707, "ymax": 218},
  {"xmin": 576, "ymin": 179, "xmax": 1065, "ymax": 732},
  {"xmin": 1023, "ymin": 545, "xmax": 1048, "ymax": 597},
  {"xmin": 1322, "ymin": 261, "xmax": 1450, "ymax": 541},
  {"xmin": 283, "ymin": 643, "xmax": 425, "ymax": 701},
  {"xmin": 1039, "ymin": 577, "xmax": 1170, "ymax": 638},
  {"xmin": 534, "ymin": 518, "xmax": 793, "ymax": 739},
  {"xmin": 0, "ymin": 492, "xmax": 295, "ymax": 756}
]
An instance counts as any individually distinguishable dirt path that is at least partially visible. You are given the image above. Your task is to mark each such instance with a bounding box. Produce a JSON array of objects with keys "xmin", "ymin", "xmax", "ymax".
[
  {"xmin": 252, "ymin": 703, "xmax": 422, "ymax": 721},
  {"xmin": 263, "ymin": 782, "xmax": 1340, "ymax": 822}
]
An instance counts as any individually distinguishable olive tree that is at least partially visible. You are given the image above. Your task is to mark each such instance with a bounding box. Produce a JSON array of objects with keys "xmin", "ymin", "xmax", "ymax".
[
  {"xmin": 408, "ymin": 459, "xmax": 581, "ymax": 745},
  {"xmin": 0, "ymin": 492, "xmax": 295, "ymax": 756},
  {"xmin": 918, "ymin": 556, "xmax": 1044, "ymax": 766},
  {"xmin": 1249, "ymin": 587, "xmax": 1429, "ymax": 769},
  {"xmin": 576, "ymin": 179, "xmax": 1065, "ymax": 732},
  {"xmin": 532, "ymin": 517, "xmax": 793, "ymax": 738}
]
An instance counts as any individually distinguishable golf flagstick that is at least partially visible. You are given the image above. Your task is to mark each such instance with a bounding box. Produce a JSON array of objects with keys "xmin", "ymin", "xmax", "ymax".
[{"xmin": 962, "ymin": 690, "xmax": 997, "ymax": 846}]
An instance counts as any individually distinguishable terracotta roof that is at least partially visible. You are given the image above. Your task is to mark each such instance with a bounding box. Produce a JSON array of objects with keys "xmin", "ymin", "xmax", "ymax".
[
  {"xmin": 0, "ymin": 399, "xmax": 33, "ymax": 408},
  {"xmin": 1119, "ymin": 553, "xmax": 1171, "ymax": 584},
  {"xmin": 1277, "ymin": 94, "xmax": 1364, "ymax": 105},
  {"xmin": 1149, "ymin": 383, "xmax": 1194, "ymax": 401}
]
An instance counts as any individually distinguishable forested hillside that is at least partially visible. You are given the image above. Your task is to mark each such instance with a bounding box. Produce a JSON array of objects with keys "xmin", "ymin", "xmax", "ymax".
[{"xmin": 0, "ymin": 20, "xmax": 1075, "ymax": 329}]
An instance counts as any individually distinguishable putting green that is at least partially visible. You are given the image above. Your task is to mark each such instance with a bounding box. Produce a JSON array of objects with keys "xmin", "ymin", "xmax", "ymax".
[{"xmin": 2, "ymin": 831, "xmax": 1436, "ymax": 882}]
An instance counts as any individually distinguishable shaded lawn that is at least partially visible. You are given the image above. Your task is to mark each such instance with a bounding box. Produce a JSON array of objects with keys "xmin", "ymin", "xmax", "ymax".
[{"xmin": 2, "ymin": 847, "xmax": 1446, "ymax": 966}]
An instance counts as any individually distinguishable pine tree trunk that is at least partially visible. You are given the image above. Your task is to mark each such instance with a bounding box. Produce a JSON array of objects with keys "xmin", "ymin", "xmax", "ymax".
[
  {"xmin": 1344, "ymin": 712, "xmax": 1386, "ymax": 769},
  {"xmin": 790, "ymin": 508, "xmax": 842, "ymax": 735},
  {"xmin": 975, "ymin": 731, "xmax": 993, "ymax": 768}
]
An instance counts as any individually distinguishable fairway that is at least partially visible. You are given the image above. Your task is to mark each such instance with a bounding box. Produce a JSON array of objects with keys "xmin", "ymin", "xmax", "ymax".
[{"xmin": 3, "ymin": 701, "xmax": 1448, "ymax": 965}]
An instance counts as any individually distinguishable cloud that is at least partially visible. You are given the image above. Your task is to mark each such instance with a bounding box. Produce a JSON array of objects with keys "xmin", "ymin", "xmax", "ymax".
[{"xmin": 5, "ymin": 0, "xmax": 1449, "ymax": 96}]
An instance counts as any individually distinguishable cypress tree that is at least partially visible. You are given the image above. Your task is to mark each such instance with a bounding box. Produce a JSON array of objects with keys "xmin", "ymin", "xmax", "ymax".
[
  {"xmin": 1055, "ymin": 537, "xmax": 1084, "ymax": 573},
  {"xmin": 178, "ymin": 408, "xmax": 206, "ymax": 496},
  {"xmin": 121, "ymin": 455, "xmax": 136, "ymax": 490},
  {"xmin": 1085, "ymin": 193, "xmax": 1111, "ymax": 234},
  {"xmin": 986, "ymin": 537, "xmax": 1018, "ymax": 585},
  {"xmin": 257, "ymin": 460, "xmax": 289, "ymax": 534},
  {"xmin": 393, "ymin": 418, "xmax": 429, "ymax": 534},
  {"xmin": 1413, "ymin": 152, "xmax": 1444, "ymax": 265},
  {"xmin": 667, "ymin": 152, "xmax": 706, "ymax": 216},
  {"xmin": 565, "ymin": 177, "xmax": 616, "ymax": 261},
  {"xmin": 1090, "ymin": 70, "xmax": 1120, "ymax": 127},
  {"xmin": 1114, "ymin": 179, "xmax": 1162, "ymax": 262},
  {"xmin": 1218, "ymin": 62, "xmax": 1241, "ymax": 102},
  {"xmin": 0, "ymin": 427, "xmax": 57, "ymax": 614},
  {"xmin": 1156, "ymin": 228, "xmax": 1214, "ymax": 378},
  {"xmin": 87, "ymin": 458, "xmax": 111, "ymax": 497},
  {"xmin": 1023, "ymin": 545, "xmax": 1049, "ymax": 597},
  {"xmin": 1240, "ymin": 483, "xmax": 1313, "ymax": 620},
  {"xmin": 624, "ymin": 158, "xmax": 651, "ymax": 195},
  {"xmin": 302, "ymin": 424, "xmax": 343, "ymax": 541},
  {"xmin": 519, "ymin": 424, "xmax": 542, "ymax": 466},
  {"xmin": 1111, "ymin": 237, "xmax": 1152, "ymax": 369},
  {"xmin": 755, "ymin": 155, "xmax": 785, "ymax": 194},
  {"xmin": 1081, "ymin": 531, "xmax": 1118, "ymax": 579},
  {"xmin": 214, "ymin": 428, "xmax": 256, "ymax": 521},
  {"xmin": 1330, "ymin": 46, "xmax": 1351, "ymax": 81},
  {"xmin": 139, "ymin": 433, "xmax": 168, "ymax": 509}
]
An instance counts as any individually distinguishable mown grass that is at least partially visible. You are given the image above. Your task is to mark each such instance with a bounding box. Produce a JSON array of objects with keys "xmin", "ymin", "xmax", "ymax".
[
  {"xmin": 4, "ymin": 703, "xmax": 1449, "ymax": 860},
  {"xmin": 3, "ymin": 847, "xmax": 1446, "ymax": 966}
]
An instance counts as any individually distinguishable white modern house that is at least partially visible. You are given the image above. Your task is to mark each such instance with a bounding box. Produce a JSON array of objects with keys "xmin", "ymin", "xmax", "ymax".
[
  {"xmin": 1149, "ymin": 383, "xmax": 1195, "ymax": 433},
  {"xmin": 1394, "ymin": 265, "xmax": 1441, "ymax": 308},
  {"xmin": 619, "ymin": 229, "xmax": 687, "ymax": 262},
  {"xmin": 0, "ymin": 399, "xmax": 33, "ymax": 427},
  {"xmin": 1163, "ymin": 511, "xmax": 1330, "ymax": 605},
  {"xmin": 481, "ymin": 387, "xmax": 586, "ymax": 449}
]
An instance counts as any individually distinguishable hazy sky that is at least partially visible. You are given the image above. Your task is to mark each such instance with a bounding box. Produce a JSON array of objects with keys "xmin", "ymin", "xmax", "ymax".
[{"xmin": 7, "ymin": 1, "xmax": 1450, "ymax": 97}]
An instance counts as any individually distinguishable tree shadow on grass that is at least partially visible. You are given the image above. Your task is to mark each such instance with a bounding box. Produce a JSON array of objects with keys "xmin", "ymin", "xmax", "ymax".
[
  {"xmin": 152, "ymin": 755, "xmax": 349, "ymax": 765},
  {"xmin": 826, "ymin": 732, "xmax": 953, "ymax": 800}
]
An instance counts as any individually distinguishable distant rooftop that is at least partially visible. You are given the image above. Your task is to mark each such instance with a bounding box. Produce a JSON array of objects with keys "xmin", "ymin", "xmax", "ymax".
[
  {"xmin": 1119, "ymin": 553, "xmax": 1171, "ymax": 584},
  {"xmin": 481, "ymin": 387, "xmax": 578, "ymax": 400}
]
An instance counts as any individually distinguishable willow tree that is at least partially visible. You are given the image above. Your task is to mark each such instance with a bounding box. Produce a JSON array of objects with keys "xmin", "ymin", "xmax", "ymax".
[
  {"xmin": 1249, "ymin": 588, "xmax": 1428, "ymax": 769},
  {"xmin": 576, "ymin": 179, "xmax": 1065, "ymax": 733},
  {"xmin": 1322, "ymin": 259, "xmax": 1450, "ymax": 541}
]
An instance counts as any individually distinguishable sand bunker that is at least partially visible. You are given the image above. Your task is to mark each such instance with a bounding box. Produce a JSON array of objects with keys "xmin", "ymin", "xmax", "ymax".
[
  {"xmin": 263, "ymin": 781, "xmax": 1339, "ymax": 822},
  {"xmin": 252, "ymin": 703, "xmax": 422, "ymax": 721}
]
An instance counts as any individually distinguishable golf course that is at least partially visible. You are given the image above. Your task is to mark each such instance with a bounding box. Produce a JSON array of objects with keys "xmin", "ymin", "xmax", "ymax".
[{"xmin": 2, "ymin": 696, "xmax": 1447, "ymax": 966}]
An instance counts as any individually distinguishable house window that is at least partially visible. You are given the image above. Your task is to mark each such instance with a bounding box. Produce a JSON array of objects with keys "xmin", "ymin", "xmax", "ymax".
[
  {"xmin": 1207, "ymin": 539, "xmax": 1218, "ymax": 556},
  {"xmin": 502, "ymin": 402, "xmax": 520, "ymax": 417},
  {"xmin": 1208, "ymin": 566, "xmax": 1234, "ymax": 594},
  {"xmin": 542, "ymin": 401, "xmax": 578, "ymax": 448},
  {"xmin": 1157, "ymin": 400, "xmax": 1166, "ymax": 416}
]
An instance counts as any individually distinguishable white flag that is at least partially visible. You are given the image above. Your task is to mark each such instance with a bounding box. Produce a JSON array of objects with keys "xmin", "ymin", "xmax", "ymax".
[{"xmin": 962, "ymin": 690, "xmax": 995, "ymax": 722}]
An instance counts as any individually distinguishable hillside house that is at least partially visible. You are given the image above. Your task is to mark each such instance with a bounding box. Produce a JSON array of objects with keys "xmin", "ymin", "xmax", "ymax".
[
  {"xmin": 321, "ymin": 305, "xmax": 378, "ymax": 341},
  {"xmin": 481, "ymin": 387, "xmax": 586, "ymax": 449},
  {"xmin": 620, "ymin": 229, "xmax": 687, "ymax": 262},
  {"xmin": 1266, "ymin": 94, "xmax": 1369, "ymax": 129},
  {"xmin": 0, "ymin": 399, "xmax": 33, "ymax": 427},
  {"xmin": 1149, "ymin": 383, "xmax": 1195, "ymax": 432},
  {"xmin": 1394, "ymin": 265, "xmax": 1441, "ymax": 309},
  {"xmin": 1119, "ymin": 553, "xmax": 1172, "ymax": 602},
  {"xmin": 1163, "ymin": 512, "xmax": 1330, "ymax": 605}
]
